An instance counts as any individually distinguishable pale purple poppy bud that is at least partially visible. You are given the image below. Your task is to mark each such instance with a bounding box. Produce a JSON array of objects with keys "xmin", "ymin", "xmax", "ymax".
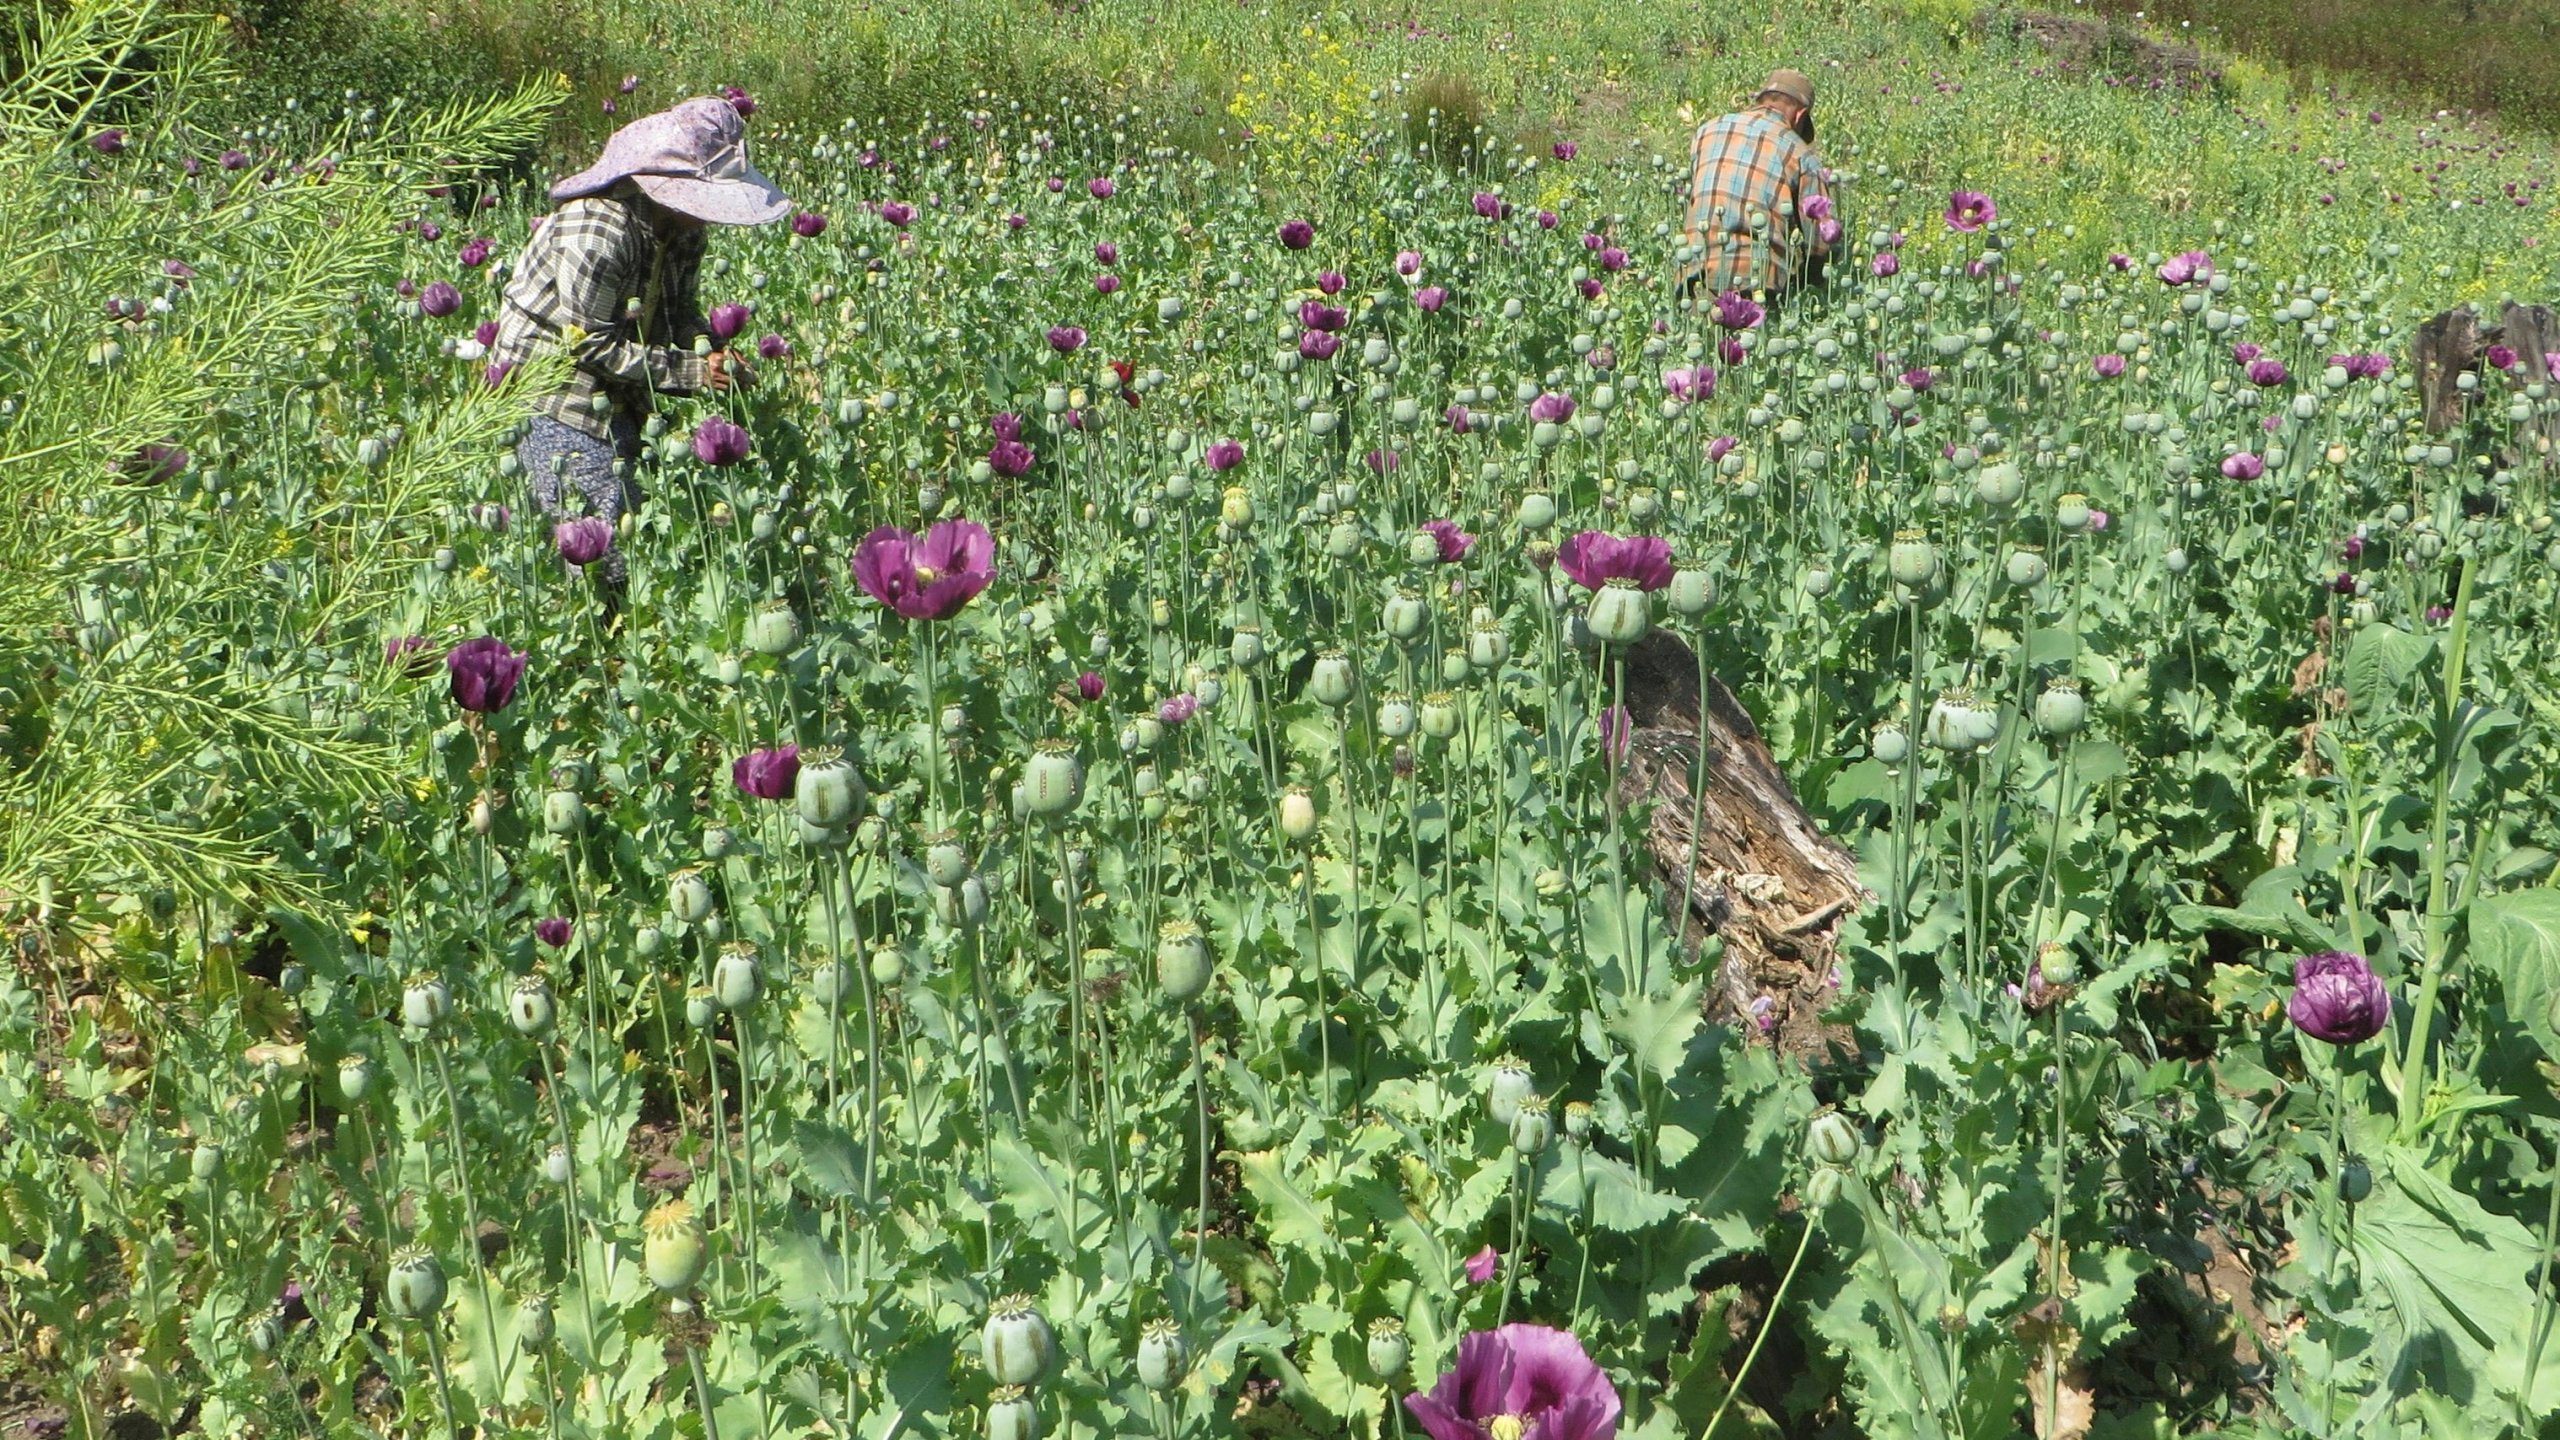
[
  {"xmin": 418, "ymin": 281, "xmax": 461, "ymax": 318},
  {"xmin": 708, "ymin": 303, "xmax": 750, "ymax": 342},
  {"xmin": 1046, "ymin": 176, "xmax": 1065, "ymax": 193},
  {"xmin": 2288, "ymin": 951, "xmax": 2390, "ymax": 1044},
  {"xmin": 1046, "ymin": 324, "xmax": 1086, "ymax": 354},
  {"xmin": 1445, "ymin": 403, "xmax": 1471, "ymax": 434},
  {"xmin": 1552, "ymin": 140, "xmax": 1577, "ymax": 160},
  {"xmin": 2086, "ymin": 509, "xmax": 2109, "ymax": 532},
  {"xmin": 1158, "ymin": 693, "xmax": 1200, "ymax": 726},
  {"xmin": 419, "ymin": 220, "xmax": 442, "ymax": 242},
  {"xmin": 791, "ymin": 211, "xmax": 828, "ymax": 238},
  {"xmin": 1901, "ymin": 366, "xmax": 1934, "ymax": 393},
  {"xmin": 991, "ymin": 413, "xmax": 1024, "ymax": 443},
  {"xmin": 2486, "ymin": 344, "xmax": 2518, "ymax": 372},
  {"xmin": 1007, "ymin": 212, "xmax": 1027, "ymax": 229},
  {"xmin": 1599, "ymin": 246, "xmax": 1627, "ymax": 272},
  {"xmin": 1094, "ymin": 273, "xmax": 1120, "ymax": 294},
  {"xmin": 1872, "ymin": 251, "xmax": 1900, "ymax": 278},
  {"xmin": 2231, "ymin": 342, "xmax": 2262, "ymax": 364},
  {"xmin": 2092, "ymin": 353, "xmax": 2125, "ymax": 378},
  {"xmin": 879, "ymin": 201, "xmax": 915, "ymax": 227},
  {"xmin": 1205, "ymin": 439, "xmax": 1244, "ymax": 471},
  {"xmin": 620, "ymin": 74, "xmax": 641, "ymax": 92},
  {"xmin": 91, "ymin": 129, "xmax": 127, "ymax": 155},
  {"xmin": 1528, "ymin": 392, "xmax": 1575, "ymax": 425},
  {"xmin": 1577, "ymin": 278, "xmax": 1603, "ymax": 300},
  {"xmin": 220, "ymin": 148, "xmax": 250, "ymax": 171},
  {"xmin": 2341, "ymin": 536, "xmax": 2365, "ymax": 560},
  {"xmin": 163, "ymin": 259, "xmax": 196, "ymax": 284},
  {"xmin": 474, "ymin": 320, "xmax": 498, "ymax": 347},
  {"xmin": 1300, "ymin": 331, "xmax": 1339, "ymax": 360},
  {"xmin": 396, "ymin": 277, "xmax": 417, "ymax": 298},
  {"xmin": 1094, "ymin": 240, "xmax": 1118, "ymax": 264},
  {"xmin": 1365, "ymin": 447, "xmax": 1400, "ymax": 473},
  {"xmin": 536, "ymin": 917, "xmax": 573, "ymax": 948},
  {"xmin": 2247, "ymin": 359, "xmax": 2290, "ymax": 387},
  {"xmin": 1076, "ymin": 671, "xmax": 1105, "ymax": 702},
  {"xmin": 1415, "ymin": 285, "xmax": 1447, "ymax": 312},
  {"xmin": 1472, "ymin": 191, "xmax": 1505, "ymax": 219},
  {"xmin": 2221, "ymin": 452, "xmax": 2264, "ymax": 480},
  {"xmin": 988, "ymin": 440, "xmax": 1034, "ymax": 476},
  {"xmin": 722, "ymin": 84, "xmax": 756, "ymax": 116},
  {"xmin": 1278, "ymin": 219, "xmax": 1314, "ymax": 249},
  {"xmin": 1087, "ymin": 176, "xmax": 1115, "ymax": 198},
  {"xmin": 554, "ymin": 516, "xmax": 612, "ymax": 566},
  {"xmin": 458, "ymin": 238, "xmax": 492, "ymax": 268},
  {"xmin": 1394, "ymin": 249, "xmax": 1423, "ymax": 277},
  {"xmin": 758, "ymin": 333, "xmax": 790, "ymax": 361},
  {"xmin": 1708, "ymin": 435, "xmax": 1738, "ymax": 463},
  {"xmin": 484, "ymin": 360, "xmax": 515, "ymax": 387},
  {"xmin": 2107, "ymin": 252, "xmax": 2132, "ymax": 270},
  {"xmin": 1317, "ymin": 270, "xmax": 1345, "ymax": 295}
]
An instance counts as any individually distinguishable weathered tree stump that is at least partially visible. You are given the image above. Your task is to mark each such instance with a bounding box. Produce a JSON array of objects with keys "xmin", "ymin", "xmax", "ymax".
[
  {"xmin": 2413, "ymin": 305, "xmax": 2481, "ymax": 433},
  {"xmin": 1606, "ymin": 631, "xmax": 1865, "ymax": 1049},
  {"xmin": 2502, "ymin": 301, "xmax": 2560, "ymax": 455}
]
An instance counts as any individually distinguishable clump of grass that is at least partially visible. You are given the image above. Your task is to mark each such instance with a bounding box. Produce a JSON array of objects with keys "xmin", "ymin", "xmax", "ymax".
[{"xmin": 1399, "ymin": 71, "xmax": 1493, "ymax": 172}]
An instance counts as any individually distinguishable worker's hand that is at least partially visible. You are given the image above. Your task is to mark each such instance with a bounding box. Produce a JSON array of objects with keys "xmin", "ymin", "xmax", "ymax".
[{"xmin": 705, "ymin": 350, "xmax": 756, "ymax": 392}]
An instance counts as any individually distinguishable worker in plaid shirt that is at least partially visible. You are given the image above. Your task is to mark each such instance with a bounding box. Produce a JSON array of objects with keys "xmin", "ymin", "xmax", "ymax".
[
  {"xmin": 490, "ymin": 96, "xmax": 790, "ymax": 582},
  {"xmin": 1680, "ymin": 69, "xmax": 1836, "ymax": 303}
]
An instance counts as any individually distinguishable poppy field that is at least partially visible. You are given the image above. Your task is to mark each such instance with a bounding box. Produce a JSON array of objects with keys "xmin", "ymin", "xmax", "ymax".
[{"xmin": 12, "ymin": 2, "xmax": 2560, "ymax": 1439}]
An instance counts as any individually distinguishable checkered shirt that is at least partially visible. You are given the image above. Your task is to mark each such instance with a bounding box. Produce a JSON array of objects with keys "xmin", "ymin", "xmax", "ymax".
[
  {"xmin": 1681, "ymin": 105, "xmax": 1832, "ymax": 297},
  {"xmin": 490, "ymin": 193, "xmax": 712, "ymax": 440}
]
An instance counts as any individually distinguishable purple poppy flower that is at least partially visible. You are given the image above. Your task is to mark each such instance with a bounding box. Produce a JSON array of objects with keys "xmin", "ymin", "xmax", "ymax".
[
  {"xmin": 2107, "ymin": 252, "xmax": 2133, "ymax": 271},
  {"xmin": 2093, "ymin": 353, "xmax": 2125, "ymax": 378},
  {"xmin": 1006, "ymin": 212, "xmax": 1027, "ymax": 230},
  {"xmin": 620, "ymin": 74, "xmax": 641, "ymax": 93},
  {"xmin": 757, "ymin": 333, "xmax": 790, "ymax": 361},
  {"xmin": 692, "ymin": 415, "xmax": 752, "ymax": 467},
  {"xmin": 878, "ymin": 201, "xmax": 915, "ymax": 228},
  {"xmin": 708, "ymin": 303, "xmax": 751, "ymax": 343},
  {"xmin": 988, "ymin": 439, "xmax": 1034, "ymax": 476},
  {"xmin": 1718, "ymin": 336, "xmax": 1747, "ymax": 366},
  {"xmin": 395, "ymin": 277, "xmax": 418, "ymax": 299},
  {"xmin": 417, "ymin": 282, "xmax": 461, "ymax": 319},
  {"xmin": 1557, "ymin": 531, "xmax": 1674, "ymax": 592},
  {"xmin": 485, "ymin": 360, "xmax": 515, "ymax": 388},
  {"xmin": 536, "ymin": 917, "xmax": 573, "ymax": 948},
  {"xmin": 1045, "ymin": 176, "xmax": 1065, "ymax": 193},
  {"xmin": 1093, "ymin": 273, "xmax": 1120, "ymax": 295},
  {"xmin": 1395, "ymin": 249, "xmax": 1423, "ymax": 278},
  {"xmin": 2427, "ymin": 604, "xmax": 2453, "ymax": 623},
  {"xmin": 1075, "ymin": 671, "xmax": 1105, "ymax": 702},
  {"xmin": 1205, "ymin": 439, "xmax": 1244, "ymax": 471},
  {"xmin": 2486, "ymin": 344, "xmax": 2518, "ymax": 372},
  {"xmin": 1552, "ymin": 140, "xmax": 1578, "ymax": 160},
  {"xmin": 1419, "ymin": 519, "xmax": 1474, "ymax": 563},
  {"xmin": 1901, "ymin": 366, "xmax": 1935, "ymax": 393},
  {"xmin": 722, "ymin": 84, "xmax": 756, "ymax": 117},
  {"xmin": 1471, "ymin": 191, "xmax": 1506, "ymax": 219},
  {"xmin": 1046, "ymin": 325, "xmax": 1086, "ymax": 354},
  {"xmin": 2157, "ymin": 249, "xmax": 2213, "ymax": 286},
  {"xmin": 554, "ymin": 516, "xmax": 613, "ymax": 567},
  {"xmin": 2288, "ymin": 951, "xmax": 2390, "ymax": 1044},
  {"xmin": 1711, "ymin": 290, "xmax": 1763, "ymax": 331},
  {"xmin": 1317, "ymin": 270, "xmax": 1345, "ymax": 296},
  {"xmin": 1158, "ymin": 693, "xmax": 1200, "ymax": 726},
  {"xmin": 1598, "ymin": 246, "xmax": 1628, "ymax": 273},
  {"xmin": 1707, "ymin": 435, "xmax": 1738, "ymax": 463},
  {"xmin": 1093, "ymin": 240, "xmax": 1119, "ymax": 265},
  {"xmin": 1662, "ymin": 366, "xmax": 1713, "ymax": 403},
  {"xmin": 852, "ymin": 519, "xmax": 996, "ymax": 621},
  {"xmin": 2341, "ymin": 536, "xmax": 2366, "ymax": 561},
  {"xmin": 2247, "ymin": 359, "xmax": 2290, "ymax": 387},
  {"xmin": 474, "ymin": 320, "xmax": 498, "ymax": 347},
  {"xmin": 383, "ymin": 635, "xmax": 439, "ymax": 677},
  {"xmin": 600, "ymin": 98, "xmax": 618, "ymax": 115},
  {"xmin": 162, "ymin": 259, "xmax": 196, "ymax": 285},
  {"xmin": 2221, "ymin": 452, "xmax": 2264, "ymax": 480},
  {"xmin": 2330, "ymin": 572, "xmax": 2359, "ymax": 596},
  {"xmin": 1528, "ymin": 392, "xmax": 1575, "ymax": 425},
  {"xmin": 1871, "ymin": 251, "xmax": 1900, "ymax": 278},
  {"xmin": 123, "ymin": 442, "xmax": 189, "ymax": 485},
  {"xmin": 458, "ymin": 238, "xmax": 493, "ymax": 268},
  {"xmin": 1300, "ymin": 331, "xmax": 1340, "ymax": 360},
  {"xmin": 1944, "ymin": 190, "xmax": 1996, "ymax": 232},
  {"xmin": 469, "ymin": 501, "xmax": 512, "ymax": 534},
  {"xmin": 1445, "ymin": 403, "xmax": 1472, "ymax": 434},
  {"xmin": 1278, "ymin": 219, "xmax": 1314, "ymax": 249},
  {"xmin": 1964, "ymin": 258, "xmax": 1993, "ymax": 281},
  {"xmin": 1405, "ymin": 1324, "xmax": 1621, "ymax": 1440},
  {"xmin": 1365, "ymin": 448, "xmax": 1401, "ymax": 473},
  {"xmin": 732, "ymin": 744, "xmax": 801, "ymax": 801},
  {"xmin": 220, "ymin": 148, "xmax": 250, "ymax": 171},
  {"xmin": 91, "ymin": 129, "xmax": 127, "ymax": 155},
  {"xmin": 2231, "ymin": 342, "xmax": 2262, "ymax": 364},
  {"xmin": 1415, "ymin": 285, "xmax": 1448, "ymax": 312},
  {"xmin": 791, "ymin": 211, "xmax": 828, "ymax": 238},
  {"xmin": 990, "ymin": 413, "xmax": 1025, "ymax": 443},
  {"xmin": 1299, "ymin": 299, "xmax": 1347, "ymax": 332},
  {"xmin": 1802, "ymin": 193, "xmax": 1833, "ymax": 222},
  {"xmin": 1463, "ymin": 1246, "xmax": 1500, "ymax": 1285},
  {"xmin": 446, "ymin": 636, "xmax": 526, "ymax": 713},
  {"xmin": 1536, "ymin": 210, "xmax": 1558, "ymax": 229},
  {"xmin": 2087, "ymin": 509, "xmax": 2110, "ymax": 532},
  {"xmin": 1582, "ymin": 232, "xmax": 1604, "ymax": 251},
  {"xmin": 1087, "ymin": 176, "xmax": 1115, "ymax": 199}
]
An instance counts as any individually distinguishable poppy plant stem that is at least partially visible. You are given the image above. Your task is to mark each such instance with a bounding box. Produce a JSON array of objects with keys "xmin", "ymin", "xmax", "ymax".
[{"xmin": 1701, "ymin": 1216, "xmax": 1813, "ymax": 1440}]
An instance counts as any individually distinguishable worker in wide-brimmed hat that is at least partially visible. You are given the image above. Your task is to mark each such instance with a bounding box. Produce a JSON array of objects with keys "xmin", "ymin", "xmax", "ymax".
[
  {"xmin": 1679, "ymin": 68, "xmax": 1836, "ymax": 303},
  {"xmin": 488, "ymin": 96, "xmax": 791, "ymax": 572}
]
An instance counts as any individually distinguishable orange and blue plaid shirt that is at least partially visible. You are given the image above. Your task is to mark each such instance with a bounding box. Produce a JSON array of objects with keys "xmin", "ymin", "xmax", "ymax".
[{"xmin": 1681, "ymin": 105, "xmax": 1832, "ymax": 297}]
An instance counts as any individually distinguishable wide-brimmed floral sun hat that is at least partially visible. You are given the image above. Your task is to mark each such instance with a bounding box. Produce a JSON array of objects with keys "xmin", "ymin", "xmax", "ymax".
[{"xmin": 550, "ymin": 96, "xmax": 790, "ymax": 225}]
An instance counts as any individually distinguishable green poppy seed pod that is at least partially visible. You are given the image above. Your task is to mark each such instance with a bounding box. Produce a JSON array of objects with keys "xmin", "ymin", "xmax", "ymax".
[
  {"xmin": 1280, "ymin": 785, "xmax": 1320, "ymax": 845},
  {"xmin": 1961, "ymin": 697, "xmax": 2000, "ymax": 750},
  {"xmin": 987, "ymin": 1387, "xmax": 1040, "ymax": 1440},
  {"xmin": 385, "ymin": 1246, "xmax": 447, "ymax": 1319},
  {"xmin": 2164, "ymin": 547, "xmax": 2190, "ymax": 576},
  {"xmin": 1383, "ymin": 589, "xmax": 1428, "ymax": 641},
  {"xmin": 1973, "ymin": 462, "xmax": 2024, "ymax": 509},
  {"xmin": 1420, "ymin": 692, "xmax": 1461, "ymax": 739},
  {"xmin": 1667, "ymin": 566, "xmax": 1714, "ymax": 616},
  {"xmin": 2415, "ymin": 529, "xmax": 2445, "ymax": 560},
  {"xmin": 683, "ymin": 985, "xmax": 719, "ymax": 1030},
  {"xmin": 745, "ymin": 599, "xmax": 802, "ymax": 656},
  {"xmin": 1804, "ymin": 1166, "xmax": 1846, "ymax": 1209},
  {"xmin": 1132, "ymin": 764, "xmax": 1163, "ymax": 800},
  {"xmin": 983, "ymin": 1295, "xmax": 1054, "ymax": 1385},
  {"xmin": 1137, "ymin": 1318, "xmax": 1188, "ymax": 1391},
  {"xmin": 1157, "ymin": 920, "xmax": 1211, "ymax": 1001},
  {"xmin": 338, "ymin": 1053, "xmax": 373, "ymax": 1101},
  {"xmin": 806, "ymin": 956, "xmax": 852, "ymax": 1005},
  {"xmin": 1324, "ymin": 514, "xmax": 1364, "ymax": 559},
  {"xmin": 433, "ymin": 545, "xmax": 458, "ymax": 572},
  {"xmin": 2054, "ymin": 493, "xmax": 2091, "ymax": 532},
  {"xmin": 1887, "ymin": 530, "xmax": 1937, "ymax": 586},
  {"xmin": 1509, "ymin": 1093, "xmax": 1553, "ymax": 1156},
  {"xmin": 1487, "ymin": 1057, "xmax": 1535, "ymax": 1128},
  {"xmin": 356, "ymin": 436, "xmax": 390, "ymax": 468},
  {"xmin": 540, "ymin": 792, "xmax": 582, "ymax": 837},
  {"xmin": 795, "ymin": 746, "xmax": 865, "ymax": 829},
  {"xmin": 699, "ymin": 911, "xmax": 726, "ymax": 943},
  {"xmin": 1391, "ymin": 396, "xmax": 1422, "ymax": 427},
  {"xmin": 871, "ymin": 946, "xmax": 906, "ymax": 987},
  {"xmin": 1231, "ymin": 625, "xmax": 1267, "ymax": 669},
  {"xmin": 1626, "ymin": 488, "xmax": 1661, "ymax": 523},
  {"xmin": 1367, "ymin": 1318, "xmax": 1410, "ymax": 1380},
  {"xmin": 2339, "ymin": 1160, "xmax": 2373, "ymax": 1203},
  {"xmin": 1376, "ymin": 693, "xmax": 1417, "ymax": 739},
  {"xmin": 1362, "ymin": 338, "xmax": 1391, "ymax": 367},
  {"xmin": 1872, "ymin": 721, "xmax": 1910, "ymax": 766},
  {"xmin": 1043, "ymin": 384, "xmax": 1071, "ymax": 415},
  {"xmin": 1404, "ymin": 529, "xmax": 1441, "ymax": 566},
  {"xmin": 1802, "ymin": 566, "xmax": 1835, "ymax": 598},
  {"xmin": 402, "ymin": 973, "xmax": 451, "ymax": 1032},
  {"xmin": 1531, "ymin": 420, "xmax": 1565, "ymax": 450},
  {"xmin": 942, "ymin": 876, "xmax": 992, "ymax": 929},
  {"xmin": 1022, "ymin": 740, "xmax": 1084, "ymax": 818},
  {"xmin": 2036, "ymin": 941, "xmax": 2082, "ymax": 987},
  {"xmin": 192, "ymin": 1141, "xmax": 222, "ymax": 1182},
  {"xmin": 543, "ymin": 1144, "xmax": 571, "ymax": 1184},
  {"xmin": 714, "ymin": 654, "xmax": 745, "ymax": 686},
  {"xmin": 518, "ymin": 1292, "xmax": 555, "ymax": 1350},
  {"xmin": 2007, "ymin": 546, "xmax": 2048, "ymax": 588},
  {"xmin": 509, "ymin": 975, "xmax": 556, "ymax": 1035},
  {"xmin": 703, "ymin": 825, "xmax": 736, "ymax": 861},
  {"xmin": 1923, "ymin": 691, "xmax": 1973, "ymax": 753},
  {"xmin": 245, "ymin": 1309, "xmax": 284, "ymax": 1356},
  {"xmin": 941, "ymin": 704, "xmax": 969, "ymax": 738},
  {"xmin": 1436, "ymin": 648, "xmax": 1469, "ymax": 686},
  {"xmin": 1149, "ymin": 597, "xmax": 1174, "ymax": 628},
  {"xmin": 1585, "ymin": 580, "xmax": 1651, "ymax": 646},
  {"xmin": 1133, "ymin": 716, "xmax": 1165, "ymax": 750},
  {"xmin": 1308, "ymin": 410, "xmax": 1339, "ymax": 438},
  {"xmin": 1220, "ymin": 487, "xmax": 1256, "ymax": 530},
  {"xmin": 668, "ymin": 868, "xmax": 715, "ymax": 925},
  {"xmin": 713, "ymin": 943, "xmax": 764, "ymax": 1010},
  {"xmin": 642, "ymin": 1199, "xmax": 710, "ymax": 1295},
  {"xmin": 1806, "ymin": 1111, "xmax": 1862, "ymax": 1167},
  {"xmin": 1517, "ymin": 492, "xmax": 1558, "ymax": 532},
  {"xmin": 1563, "ymin": 1100, "xmax": 1594, "ymax": 1143},
  {"xmin": 469, "ymin": 793, "xmax": 495, "ymax": 836},
  {"xmin": 635, "ymin": 924, "xmax": 666, "ymax": 960},
  {"xmin": 925, "ymin": 835, "xmax": 973, "ymax": 887},
  {"xmin": 2035, "ymin": 679, "xmax": 2088, "ymax": 738},
  {"xmin": 1469, "ymin": 625, "xmax": 1510, "ymax": 672},
  {"xmin": 1309, "ymin": 650, "xmax": 1356, "ymax": 707}
]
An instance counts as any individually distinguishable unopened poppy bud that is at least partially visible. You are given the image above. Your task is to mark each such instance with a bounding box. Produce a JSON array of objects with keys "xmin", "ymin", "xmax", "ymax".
[
  {"xmin": 982, "ymin": 1295, "xmax": 1054, "ymax": 1384},
  {"xmin": 2339, "ymin": 1159, "xmax": 2373, "ymax": 1202},
  {"xmin": 642, "ymin": 1199, "xmax": 709, "ymax": 1295},
  {"xmin": 1366, "ymin": 1317, "xmax": 1410, "ymax": 1379},
  {"xmin": 1805, "ymin": 1166, "xmax": 1846, "ymax": 1209},
  {"xmin": 933, "ymin": 876, "xmax": 991, "ymax": 929},
  {"xmin": 1280, "ymin": 785, "xmax": 1319, "ymax": 844},
  {"xmin": 518, "ymin": 1292, "xmax": 555, "ymax": 1349},
  {"xmin": 1806, "ymin": 1110, "xmax": 1862, "ymax": 1167},
  {"xmin": 509, "ymin": 975, "xmax": 556, "ymax": 1035},
  {"xmin": 713, "ymin": 943, "xmax": 764, "ymax": 1010},
  {"xmin": 469, "ymin": 793, "xmax": 495, "ymax": 835},
  {"xmin": 402, "ymin": 973, "xmax": 451, "ymax": 1032},
  {"xmin": 703, "ymin": 824, "xmax": 736, "ymax": 860},
  {"xmin": 385, "ymin": 1245, "xmax": 447, "ymax": 1319},
  {"xmin": 245, "ymin": 1309, "xmax": 284, "ymax": 1356},
  {"xmin": 1157, "ymin": 919, "xmax": 1211, "ymax": 1001},
  {"xmin": 1486, "ymin": 1057, "xmax": 1534, "ymax": 1127}
]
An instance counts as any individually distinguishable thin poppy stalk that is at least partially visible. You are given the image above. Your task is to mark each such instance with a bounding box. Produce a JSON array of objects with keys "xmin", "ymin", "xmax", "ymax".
[
  {"xmin": 532, "ymin": 1040, "xmax": 599, "ymax": 1351},
  {"xmin": 2397, "ymin": 556, "xmax": 2476, "ymax": 1141},
  {"xmin": 425, "ymin": 1037, "xmax": 509, "ymax": 1394},
  {"xmin": 1702, "ymin": 1216, "xmax": 1815, "ymax": 1440}
]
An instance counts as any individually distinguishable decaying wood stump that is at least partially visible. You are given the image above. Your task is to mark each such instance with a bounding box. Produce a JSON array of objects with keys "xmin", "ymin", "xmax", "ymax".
[
  {"xmin": 2503, "ymin": 302, "xmax": 2560, "ymax": 456},
  {"xmin": 1604, "ymin": 631, "xmax": 1865, "ymax": 1049},
  {"xmin": 2413, "ymin": 306, "xmax": 2481, "ymax": 433}
]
